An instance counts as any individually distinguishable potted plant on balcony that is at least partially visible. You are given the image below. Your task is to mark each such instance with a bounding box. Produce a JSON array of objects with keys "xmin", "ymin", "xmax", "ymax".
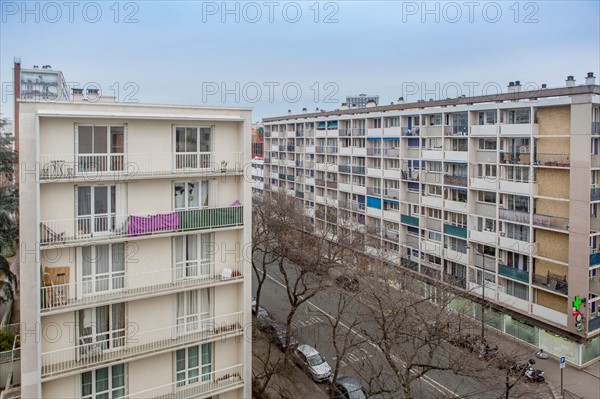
[{"xmin": 221, "ymin": 160, "xmax": 228, "ymax": 173}]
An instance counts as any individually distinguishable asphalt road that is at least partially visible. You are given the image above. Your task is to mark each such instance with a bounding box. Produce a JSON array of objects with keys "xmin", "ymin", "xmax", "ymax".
[{"xmin": 252, "ymin": 258, "xmax": 554, "ymax": 399}]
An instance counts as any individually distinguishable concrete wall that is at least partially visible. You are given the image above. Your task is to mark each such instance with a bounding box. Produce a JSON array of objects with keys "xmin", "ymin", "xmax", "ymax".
[{"xmin": 537, "ymin": 169, "xmax": 570, "ymax": 198}]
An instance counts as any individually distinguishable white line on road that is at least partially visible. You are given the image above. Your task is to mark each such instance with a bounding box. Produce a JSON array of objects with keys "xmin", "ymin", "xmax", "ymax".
[{"xmin": 262, "ymin": 272, "xmax": 460, "ymax": 398}]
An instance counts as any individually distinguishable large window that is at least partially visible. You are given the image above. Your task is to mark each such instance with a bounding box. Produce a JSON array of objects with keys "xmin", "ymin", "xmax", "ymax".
[
  {"xmin": 82, "ymin": 364, "xmax": 125, "ymax": 399},
  {"xmin": 77, "ymin": 125, "xmax": 124, "ymax": 172},
  {"xmin": 505, "ymin": 280, "xmax": 529, "ymax": 300},
  {"xmin": 81, "ymin": 244, "xmax": 125, "ymax": 295},
  {"xmin": 506, "ymin": 109, "xmax": 531, "ymax": 124},
  {"xmin": 478, "ymin": 138, "xmax": 497, "ymax": 150},
  {"xmin": 78, "ymin": 304, "xmax": 125, "ymax": 354},
  {"xmin": 174, "ymin": 181, "xmax": 209, "ymax": 209},
  {"xmin": 478, "ymin": 111, "xmax": 497, "ymax": 125},
  {"xmin": 176, "ymin": 344, "xmax": 212, "ymax": 387},
  {"xmin": 174, "ymin": 233, "xmax": 212, "ymax": 280},
  {"xmin": 176, "ymin": 289, "xmax": 211, "ymax": 334},
  {"xmin": 175, "ymin": 126, "xmax": 212, "ymax": 169}
]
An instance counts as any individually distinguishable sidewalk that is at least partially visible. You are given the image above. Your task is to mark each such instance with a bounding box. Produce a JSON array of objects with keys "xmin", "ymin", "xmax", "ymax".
[{"xmin": 485, "ymin": 326, "xmax": 600, "ymax": 399}]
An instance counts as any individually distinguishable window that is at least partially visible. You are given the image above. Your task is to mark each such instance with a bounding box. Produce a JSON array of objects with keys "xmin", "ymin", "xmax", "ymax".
[
  {"xmin": 425, "ymin": 207, "xmax": 442, "ymax": 219},
  {"xmin": 477, "ymin": 191, "xmax": 496, "ymax": 204},
  {"xmin": 428, "ymin": 185, "xmax": 442, "ymax": 196},
  {"xmin": 445, "ymin": 212, "xmax": 467, "ymax": 228},
  {"xmin": 384, "ymin": 117, "xmax": 400, "ymax": 128},
  {"xmin": 428, "ymin": 254, "xmax": 442, "ymax": 265},
  {"xmin": 478, "ymin": 138, "xmax": 497, "ymax": 150},
  {"xmin": 504, "ymin": 222, "xmax": 529, "ymax": 241},
  {"xmin": 81, "ymin": 364, "xmax": 125, "ymax": 399},
  {"xmin": 428, "ymin": 231, "xmax": 442, "ymax": 242},
  {"xmin": 176, "ymin": 344, "xmax": 212, "ymax": 386},
  {"xmin": 373, "ymin": 118, "xmax": 382, "ymax": 128},
  {"xmin": 478, "ymin": 111, "xmax": 497, "ymax": 125},
  {"xmin": 477, "ymin": 217, "xmax": 496, "ymax": 232},
  {"xmin": 428, "ymin": 162, "xmax": 442, "ymax": 172},
  {"xmin": 174, "ymin": 181, "xmax": 209, "ymax": 209},
  {"xmin": 506, "ymin": 109, "xmax": 531, "ymax": 124},
  {"xmin": 176, "ymin": 289, "xmax": 211, "ymax": 334},
  {"xmin": 81, "ymin": 244, "xmax": 125, "ymax": 295},
  {"xmin": 175, "ymin": 126, "xmax": 212, "ymax": 168},
  {"xmin": 174, "ymin": 234, "xmax": 212, "ymax": 280},
  {"xmin": 428, "ymin": 114, "xmax": 442, "ymax": 125},
  {"xmin": 446, "ymin": 237, "xmax": 467, "ymax": 253},
  {"xmin": 78, "ymin": 304, "xmax": 125, "ymax": 353},
  {"xmin": 505, "ymin": 195, "xmax": 529, "ymax": 213},
  {"xmin": 505, "ymin": 280, "xmax": 529, "ymax": 300},
  {"xmin": 77, "ymin": 185, "xmax": 117, "ymax": 234},
  {"xmin": 503, "ymin": 251, "xmax": 529, "ymax": 271},
  {"xmin": 428, "ymin": 137, "xmax": 442, "ymax": 149},
  {"xmin": 446, "ymin": 188, "xmax": 467, "ymax": 203},
  {"xmin": 478, "ymin": 164, "xmax": 497, "ymax": 178},
  {"xmin": 77, "ymin": 125, "xmax": 124, "ymax": 172}
]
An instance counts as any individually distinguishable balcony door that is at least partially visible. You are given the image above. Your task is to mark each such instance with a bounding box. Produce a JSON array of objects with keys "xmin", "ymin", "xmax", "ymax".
[
  {"xmin": 176, "ymin": 289, "xmax": 211, "ymax": 334},
  {"xmin": 80, "ymin": 243, "xmax": 125, "ymax": 296},
  {"xmin": 78, "ymin": 304, "xmax": 125, "ymax": 356},
  {"xmin": 77, "ymin": 125, "xmax": 124, "ymax": 173},
  {"xmin": 173, "ymin": 233, "xmax": 212, "ymax": 281},
  {"xmin": 175, "ymin": 127, "xmax": 212, "ymax": 169},
  {"xmin": 77, "ymin": 185, "xmax": 116, "ymax": 236}
]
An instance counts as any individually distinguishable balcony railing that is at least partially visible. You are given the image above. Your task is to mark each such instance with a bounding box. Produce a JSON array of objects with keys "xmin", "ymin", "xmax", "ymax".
[
  {"xmin": 383, "ymin": 148, "xmax": 400, "ymax": 157},
  {"xmin": 128, "ymin": 363, "xmax": 244, "ymax": 399},
  {"xmin": 499, "ymin": 208, "xmax": 530, "ymax": 224},
  {"xmin": 535, "ymin": 153, "xmax": 570, "ymax": 167},
  {"xmin": 401, "ymin": 214, "xmax": 419, "ymax": 227},
  {"xmin": 367, "ymin": 148, "xmax": 382, "ymax": 156},
  {"xmin": 339, "ymin": 200, "xmax": 365, "ymax": 213},
  {"xmin": 40, "ymin": 153, "xmax": 245, "ymax": 180},
  {"xmin": 443, "ymin": 174, "xmax": 468, "ymax": 187},
  {"xmin": 325, "ymin": 180, "xmax": 338, "ymax": 189},
  {"xmin": 40, "ymin": 206, "xmax": 243, "ymax": 247},
  {"xmin": 41, "ymin": 260, "xmax": 243, "ymax": 312},
  {"xmin": 287, "ymin": 175, "xmax": 295, "ymax": 181},
  {"xmin": 590, "ymin": 252, "xmax": 600, "ymax": 267},
  {"xmin": 500, "ymin": 151, "xmax": 531, "ymax": 164},
  {"xmin": 326, "ymin": 146, "xmax": 338, "ymax": 154},
  {"xmin": 401, "ymin": 127, "xmax": 419, "ymax": 137},
  {"xmin": 444, "ymin": 224, "xmax": 467, "ymax": 239},
  {"xmin": 339, "ymin": 165, "xmax": 351, "ymax": 173},
  {"xmin": 296, "ymin": 130, "xmax": 304, "ymax": 137},
  {"xmin": 533, "ymin": 213, "xmax": 569, "ymax": 231},
  {"xmin": 352, "ymin": 166, "xmax": 365, "ymax": 175},
  {"xmin": 383, "ymin": 188, "xmax": 399, "ymax": 200},
  {"xmin": 295, "ymin": 191, "xmax": 304, "ymax": 199},
  {"xmin": 367, "ymin": 187, "xmax": 381, "ymax": 196},
  {"xmin": 444, "ymin": 125, "xmax": 468, "ymax": 136},
  {"xmin": 400, "ymin": 256, "xmax": 419, "ymax": 271},
  {"xmin": 533, "ymin": 273, "xmax": 568, "ymax": 295},
  {"xmin": 383, "ymin": 229, "xmax": 399, "ymax": 241},
  {"xmin": 287, "ymin": 145, "xmax": 295, "ymax": 152},
  {"xmin": 41, "ymin": 312, "xmax": 244, "ymax": 377},
  {"xmin": 351, "ymin": 128, "xmax": 366, "ymax": 136},
  {"xmin": 498, "ymin": 264, "xmax": 529, "ymax": 283}
]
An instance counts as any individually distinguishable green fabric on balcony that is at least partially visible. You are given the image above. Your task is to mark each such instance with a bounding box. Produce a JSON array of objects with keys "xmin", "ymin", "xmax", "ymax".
[{"xmin": 179, "ymin": 207, "xmax": 243, "ymax": 231}]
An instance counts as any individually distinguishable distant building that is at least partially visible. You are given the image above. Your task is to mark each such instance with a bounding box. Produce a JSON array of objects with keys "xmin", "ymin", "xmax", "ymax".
[
  {"xmin": 346, "ymin": 94, "xmax": 379, "ymax": 109},
  {"xmin": 252, "ymin": 123, "xmax": 264, "ymax": 159}
]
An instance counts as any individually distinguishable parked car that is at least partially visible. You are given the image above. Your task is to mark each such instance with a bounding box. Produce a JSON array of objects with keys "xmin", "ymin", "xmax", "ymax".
[
  {"xmin": 335, "ymin": 275, "xmax": 359, "ymax": 291},
  {"xmin": 253, "ymin": 304, "xmax": 272, "ymax": 332},
  {"xmin": 293, "ymin": 344, "xmax": 332, "ymax": 382},
  {"xmin": 263, "ymin": 321, "xmax": 298, "ymax": 351},
  {"xmin": 328, "ymin": 376, "xmax": 369, "ymax": 399}
]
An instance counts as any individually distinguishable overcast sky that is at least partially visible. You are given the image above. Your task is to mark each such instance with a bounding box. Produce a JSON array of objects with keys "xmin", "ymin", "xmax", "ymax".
[{"xmin": 1, "ymin": 1, "xmax": 599, "ymax": 121}]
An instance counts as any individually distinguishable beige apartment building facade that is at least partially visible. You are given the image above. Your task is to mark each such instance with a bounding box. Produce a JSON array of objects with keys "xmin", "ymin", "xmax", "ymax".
[
  {"xmin": 19, "ymin": 97, "xmax": 252, "ymax": 398},
  {"xmin": 262, "ymin": 78, "xmax": 600, "ymax": 366}
]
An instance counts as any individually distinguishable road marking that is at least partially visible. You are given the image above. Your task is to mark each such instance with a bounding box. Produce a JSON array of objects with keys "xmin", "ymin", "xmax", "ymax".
[{"xmin": 261, "ymin": 272, "xmax": 460, "ymax": 398}]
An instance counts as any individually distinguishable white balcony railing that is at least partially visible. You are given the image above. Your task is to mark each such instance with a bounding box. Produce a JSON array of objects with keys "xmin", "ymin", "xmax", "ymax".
[
  {"xmin": 41, "ymin": 312, "xmax": 244, "ymax": 378},
  {"xmin": 40, "ymin": 206, "xmax": 243, "ymax": 247},
  {"xmin": 127, "ymin": 363, "xmax": 244, "ymax": 399},
  {"xmin": 39, "ymin": 152, "xmax": 245, "ymax": 180},
  {"xmin": 41, "ymin": 260, "xmax": 244, "ymax": 312}
]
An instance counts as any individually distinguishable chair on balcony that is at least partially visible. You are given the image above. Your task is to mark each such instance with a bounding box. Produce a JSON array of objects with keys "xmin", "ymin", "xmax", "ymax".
[
  {"xmin": 78, "ymin": 337, "xmax": 104, "ymax": 360},
  {"xmin": 41, "ymin": 223, "xmax": 65, "ymax": 244},
  {"xmin": 42, "ymin": 272, "xmax": 66, "ymax": 307}
]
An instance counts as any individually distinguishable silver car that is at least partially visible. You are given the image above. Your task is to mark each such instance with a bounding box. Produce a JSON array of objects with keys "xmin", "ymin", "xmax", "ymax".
[{"xmin": 293, "ymin": 344, "xmax": 332, "ymax": 382}]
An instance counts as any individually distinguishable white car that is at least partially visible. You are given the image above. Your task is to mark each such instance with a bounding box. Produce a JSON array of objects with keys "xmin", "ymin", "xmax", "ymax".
[{"xmin": 293, "ymin": 344, "xmax": 332, "ymax": 382}]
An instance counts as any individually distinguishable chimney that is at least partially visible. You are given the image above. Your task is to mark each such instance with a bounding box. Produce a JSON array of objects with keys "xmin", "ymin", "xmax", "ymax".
[
  {"xmin": 340, "ymin": 102, "xmax": 348, "ymax": 110},
  {"xmin": 366, "ymin": 100, "xmax": 376, "ymax": 108},
  {"xmin": 566, "ymin": 75, "xmax": 575, "ymax": 87},
  {"xmin": 397, "ymin": 97, "xmax": 405, "ymax": 103},
  {"xmin": 586, "ymin": 72, "xmax": 596, "ymax": 85},
  {"xmin": 288, "ymin": 109, "xmax": 292, "ymax": 115},
  {"xmin": 72, "ymin": 88, "xmax": 84, "ymax": 102},
  {"xmin": 302, "ymin": 108, "xmax": 307, "ymax": 114},
  {"xmin": 508, "ymin": 82, "xmax": 515, "ymax": 93},
  {"xmin": 541, "ymin": 84, "xmax": 547, "ymax": 89}
]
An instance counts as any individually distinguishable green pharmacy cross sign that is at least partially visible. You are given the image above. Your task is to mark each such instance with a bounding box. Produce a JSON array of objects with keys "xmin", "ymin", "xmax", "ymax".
[{"xmin": 572, "ymin": 296, "xmax": 586, "ymax": 333}]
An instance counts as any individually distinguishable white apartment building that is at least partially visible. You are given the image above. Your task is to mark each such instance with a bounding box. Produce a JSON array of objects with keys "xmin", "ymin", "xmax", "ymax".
[
  {"xmin": 19, "ymin": 93, "xmax": 252, "ymax": 398},
  {"xmin": 262, "ymin": 75, "xmax": 600, "ymax": 366}
]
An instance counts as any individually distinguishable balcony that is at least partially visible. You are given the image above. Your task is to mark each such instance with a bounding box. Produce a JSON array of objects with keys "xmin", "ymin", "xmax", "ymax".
[
  {"xmin": 498, "ymin": 264, "xmax": 529, "ymax": 283},
  {"xmin": 382, "ymin": 187, "xmax": 399, "ymax": 200},
  {"xmin": 444, "ymin": 224, "xmax": 467, "ymax": 239},
  {"xmin": 470, "ymin": 124, "xmax": 497, "ymax": 136},
  {"xmin": 40, "ymin": 206, "xmax": 244, "ymax": 247},
  {"xmin": 533, "ymin": 213, "xmax": 569, "ymax": 231},
  {"xmin": 382, "ymin": 148, "xmax": 400, "ymax": 157},
  {"xmin": 339, "ymin": 200, "xmax": 365, "ymax": 213},
  {"xmin": 41, "ymin": 312, "xmax": 244, "ymax": 378},
  {"xmin": 351, "ymin": 128, "xmax": 366, "ymax": 136},
  {"xmin": 533, "ymin": 272, "xmax": 568, "ymax": 295},
  {"xmin": 287, "ymin": 145, "xmax": 295, "ymax": 152},
  {"xmin": 39, "ymin": 153, "xmax": 245, "ymax": 181},
  {"xmin": 278, "ymin": 145, "xmax": 286, "ymax": 151},
  {"xmin": 41, "ymin": 260, "xmax": 243, "ymax": 313},
  {"xmin": 401, "ymin": 170, "xmax": 419, "ymax": 181},
  {"xmin": 590, "ymin": 252, "xmax": 600, "ymax": 267},
  {"xmin": 500, "ymin": 151, "xmax": 531, "ymax": 165},
  {"xmin": 443, "ymin": 174, "xmax": 467, "ymax": 187},
  {"xmin": 400, "ymin": 256, "xmax": 419, "ymax": 271},
  {"xmin": 327, "ymin": 146, "xmax": 338, "ymax": 154},
  {"xmin": 444, "ymin": 125, "xmax": 468, "ymax": 137},
  {"xmin": 296, "ymin": 130, "xmax": 304, "ymax": 137},
  {"xmin": 401, "ymin": 127, "xmax": 419, "ymax": 137},
  {"xmin": 325, "ymin": 180, "xmax": 338, "ymax": 189},
  {"xmin": 499, "ymin": 208, "xmax": 530, "ymax": 224},
  {"xmin": 367, "ymin": 187, "xmax": 381, "ymax": 196},
  {"xmin": 593, "ymin": 122, "xmax": 600, "ymax": 135},
  {"xmin": 367, "ymin": 148, "xmax": 382, "ymax": 156},
  {"xmin": 400, "ymin": 214, "xmax": 419, "ymax": 227},
  {"xmin": 295, "ymin": 191, "xmax": 304, "ymax": 199},
  {"xmin": 535, "ymin": 153, "xmax": 570, "ymax": 167},
  {"xmin": 339, "ymin": 165, "xmax": 351, "ymax": 173},
  {"xmin": 128, "ymin": 363, "xmax": 244, "ymax": 399},
  {"xmin": 592, "ymin": 187, "xmax": 600, "ymax": 201},
  {"xmin": 352, "ymin": 166, "xmax": 366, "ymax": 175},
  {"xmin": 383, "ymin": 229, "xmax": 399, "ymax": 241}
]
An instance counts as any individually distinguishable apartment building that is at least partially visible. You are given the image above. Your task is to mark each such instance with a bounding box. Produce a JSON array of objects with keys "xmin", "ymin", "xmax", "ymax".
[
  {"xmin": 262, "ymin": 74, "xmax": 600, "ymax": 366},
  {"xmin": 19, "ymin": 92, "xmax": 252, "ymax": 398}
]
